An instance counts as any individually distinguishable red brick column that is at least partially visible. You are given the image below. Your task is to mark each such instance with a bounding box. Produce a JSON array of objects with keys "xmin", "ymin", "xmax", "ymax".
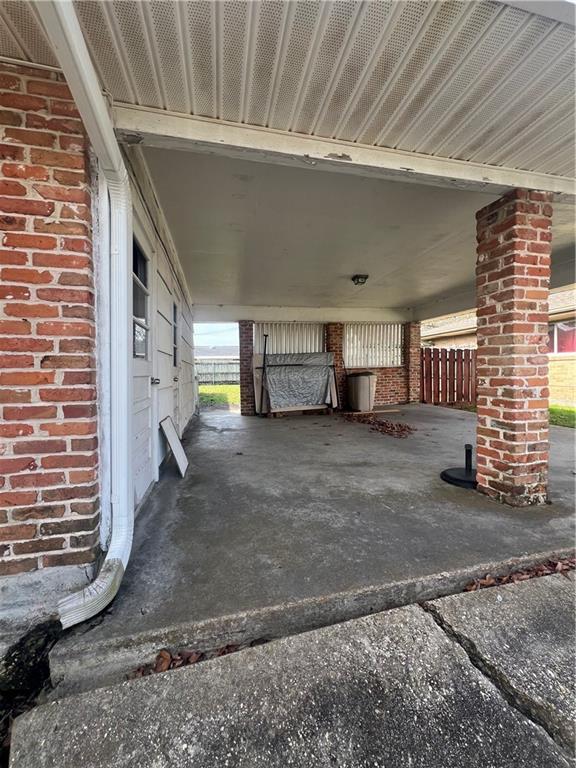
[
  {"xmin": 325, "ymin": 322, "xmax": 346, "ymax": 409},
  {"xmin": 239, "ymin": 320, "xmax": 255, "ymax": 415},
  {"xmin": 0, "ymin": 63, "xmax": 99, "ymax": 574},
  {"xmin": 475, "ymin": 188, "xmax": 552, "ymax": 506},
  {"xmin": 404, "ymin": 322, "xmax": 421, "ymax": 403}
]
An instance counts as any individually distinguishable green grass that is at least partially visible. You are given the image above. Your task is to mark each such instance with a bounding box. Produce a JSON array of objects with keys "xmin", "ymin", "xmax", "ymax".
[
  {"xmin": 549, "ymin": 406, "xmax": 576, "ymax": 428},
  {"xmin": 199, "ymin": 384, "xmax": 240, "ymax": 409},
  {"xmin": 442, "ymin": 402, "xmax": 575, "ymax": 428}
]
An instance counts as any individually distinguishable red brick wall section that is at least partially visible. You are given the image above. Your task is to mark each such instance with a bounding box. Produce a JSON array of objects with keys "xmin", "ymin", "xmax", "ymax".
[
  {"xmin": 325, "ymin": 323, "xmax": 346, "ymax": 408},
  {"xmin": 371, "ymin": 366, "xmax": 408, "ymax": 406},
  {"xmin": 0, "ymin": 63, "xmax": 99, "ymax": 575},
  {"xmin": 325, "ymin": 322, "xmax": 413, "ymax": 408},
  {"xmin": 475, "ymin": 188, "xmax": 552, "ymax": 507},
  {"xmin": 405, "ymin": 322, "xmax": 421, "ymax": 403},
  {"xmin": 239, "ymin": 320, "xmax": 255, "ymax": 416}
]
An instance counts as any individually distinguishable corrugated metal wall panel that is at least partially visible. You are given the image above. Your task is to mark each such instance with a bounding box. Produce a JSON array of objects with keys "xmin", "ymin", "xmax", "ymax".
[
  {"xmin": 254, "ymin": 322, "xmax": 324, "ymax": 354},
  {"xmin": 344, "ymin": 322, "xmax": 404, "ymax": 368}
]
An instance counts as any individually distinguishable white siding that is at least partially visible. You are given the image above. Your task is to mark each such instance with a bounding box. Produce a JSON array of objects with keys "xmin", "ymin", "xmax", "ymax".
[
  {"xmin": 344, "ymin": 323, "xmax": 404, "ymax": 368},
  {"xmin": 130, "ymin": 182, "xmax": 197, "ymax": 507},
  {"xmin": 179, "ymin": 305, "xmax": 195, "ymax": 428},
  {"xmin": 254, "ymin": 322, "xmax": 324, "ymax": 354}
]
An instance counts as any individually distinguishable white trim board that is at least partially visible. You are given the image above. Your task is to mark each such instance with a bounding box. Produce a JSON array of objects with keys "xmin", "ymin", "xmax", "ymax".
[
  {"xmin": 160, "ymin": 417, "xmax": 189, "ymax": 478},
  {"xmin": 114, "ymin": 105, "xmax": 575, "ymax": 199}
]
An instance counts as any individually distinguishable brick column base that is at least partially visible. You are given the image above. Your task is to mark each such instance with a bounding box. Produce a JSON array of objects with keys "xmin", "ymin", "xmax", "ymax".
[
  {"xmin": 475, "ymin": 188, "xmax": 552, "ymax": 506},
  {"xmin": 325, "ymin": 323, "xmax": 346, "ymax": 409},
  {"xmin": 404, "ymin": 322, "xmax": 421, "ymax": 403},
  {"xmin": 239, "ymin": 320, "xmax": 255, "ymax": 416}
]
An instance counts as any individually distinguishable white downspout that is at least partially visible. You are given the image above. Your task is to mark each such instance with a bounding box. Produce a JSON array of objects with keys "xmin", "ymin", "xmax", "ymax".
[{"xmin": 34, "ymin": 1, "xmax": 133, "ymax": 629}]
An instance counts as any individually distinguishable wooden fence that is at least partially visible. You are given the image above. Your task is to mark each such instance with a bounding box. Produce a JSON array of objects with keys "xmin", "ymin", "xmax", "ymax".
[
  {"xmin": 421, "ymin": 348, "xmax": 476, "ymax": 405},
  {"xmin": 195, "ymin": 358, "xmax": 240, "ymax": 385}
]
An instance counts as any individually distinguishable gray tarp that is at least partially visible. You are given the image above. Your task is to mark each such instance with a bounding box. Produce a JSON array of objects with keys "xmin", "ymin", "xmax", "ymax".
[{"xmin": 264, "ymin": 352, "xmax": 334, "ymax": 411}]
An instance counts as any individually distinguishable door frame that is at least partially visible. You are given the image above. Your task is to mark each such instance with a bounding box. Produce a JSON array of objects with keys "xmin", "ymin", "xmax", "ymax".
[{"xmin": 132, "ymin": 210, "xmax": 160, "ymax": 488}]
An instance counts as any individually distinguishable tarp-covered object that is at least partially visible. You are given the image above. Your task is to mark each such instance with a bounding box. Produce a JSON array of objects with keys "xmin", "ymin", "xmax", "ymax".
[{"xmin": 264, "ymin": 353, "xmax": 334, "ymax": 411}]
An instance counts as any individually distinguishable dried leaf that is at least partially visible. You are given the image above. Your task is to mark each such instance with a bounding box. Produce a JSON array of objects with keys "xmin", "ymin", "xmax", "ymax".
[{"xmin": 154, "ymin": 649, "xmax": 172, "ymax": 673}]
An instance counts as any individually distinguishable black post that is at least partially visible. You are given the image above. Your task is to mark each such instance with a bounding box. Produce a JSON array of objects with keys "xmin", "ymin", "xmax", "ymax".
[
  {"xmin": 259, "ymin": 334, "xmax": 268, "ymax": 416},
  {"xmin": 465, "ymin": 443, "xmax": 473, "ymax": 474}
]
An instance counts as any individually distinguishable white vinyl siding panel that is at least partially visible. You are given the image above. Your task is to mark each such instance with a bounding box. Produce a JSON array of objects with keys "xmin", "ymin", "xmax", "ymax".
[
  {"xmin": 344, "ymin": 323, "xmax": 404, "ymax": 368},
  {"xmin": 254, "ymin": 322, "xmax": 325, "ymax": 354}
]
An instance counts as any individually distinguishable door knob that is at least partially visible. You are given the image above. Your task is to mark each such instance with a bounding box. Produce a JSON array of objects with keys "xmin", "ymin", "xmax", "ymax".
[
  {"xmin": 173, "ymin": 376, "xmax": 179, "ymax": 382},
  {"xmin": 151, "ymin": 377, "xmax": 160, "ymax": 385}
]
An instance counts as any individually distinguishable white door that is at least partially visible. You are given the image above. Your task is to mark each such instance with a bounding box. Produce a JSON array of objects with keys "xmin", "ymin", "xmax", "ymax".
[
  {"xmin": 131, "ymin": 230, "xmax": 156, "ymax": 504},
  {"xmin": 153, "ymin": 250, "xmax": 180, "ymax": 464}
]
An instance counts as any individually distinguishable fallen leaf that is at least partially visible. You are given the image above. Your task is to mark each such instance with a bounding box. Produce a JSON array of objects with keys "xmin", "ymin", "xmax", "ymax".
[{"xmin": 154, "ymin": 649, "xmax": 172, "ymax": 673}]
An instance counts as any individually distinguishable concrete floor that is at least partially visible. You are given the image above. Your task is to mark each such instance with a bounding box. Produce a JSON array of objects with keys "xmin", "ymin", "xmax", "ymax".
[
  {"xmin": 50, "ymin": 404, "xmax": 575, "ymax": 693},
  {"xmin": 15, "ymin": 577, "xmax": 575, "ymax": 767}
]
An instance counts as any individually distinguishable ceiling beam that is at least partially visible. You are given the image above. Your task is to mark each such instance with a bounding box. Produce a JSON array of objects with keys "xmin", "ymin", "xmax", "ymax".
[
  {"xmin": 496, "ymin": 0, "xmax": 575, "ymax": 27},
  {"xmin": 193, "ymin": 306, "xmax": 413, "ymax": 323},
  {"xmin": 114, "ymin": 104, "xmax": 575, "ymax": 199}
]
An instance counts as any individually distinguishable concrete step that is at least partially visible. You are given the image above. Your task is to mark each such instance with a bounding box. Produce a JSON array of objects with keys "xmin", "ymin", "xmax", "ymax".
[
  {"xmin": 47, "ymin": 548, "xmax": 572, "ymax": 698},
  {"xmin": 11, "ymin": 594, "xmax": 572, "ymax": 768}
]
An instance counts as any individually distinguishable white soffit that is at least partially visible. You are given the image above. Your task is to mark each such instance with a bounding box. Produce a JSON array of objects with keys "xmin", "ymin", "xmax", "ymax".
[
  {"xmin": 1, "ymin": 0, "xmax": 574, "ymax": 180},
  {"xmin": 142, "ymin": 147, "xmax": 575, "ymax": 315}
]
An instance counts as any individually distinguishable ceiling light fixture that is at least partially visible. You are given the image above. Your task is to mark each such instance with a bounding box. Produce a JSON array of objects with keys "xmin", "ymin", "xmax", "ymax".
[{"xmin": 351, "ymin": 274, "xmax": 369, "ymax": 286}]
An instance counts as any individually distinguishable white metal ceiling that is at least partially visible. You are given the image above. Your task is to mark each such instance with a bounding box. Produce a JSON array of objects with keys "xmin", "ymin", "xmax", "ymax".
[{"xmin": 1, "ymin": 0, "xmax": 574, "ymax": 178}]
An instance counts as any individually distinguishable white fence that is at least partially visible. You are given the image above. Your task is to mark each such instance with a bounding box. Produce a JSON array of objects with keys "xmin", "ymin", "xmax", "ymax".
[{"xmin": 195, "ymin": 358, "xmax": 240, "ymax": 384}]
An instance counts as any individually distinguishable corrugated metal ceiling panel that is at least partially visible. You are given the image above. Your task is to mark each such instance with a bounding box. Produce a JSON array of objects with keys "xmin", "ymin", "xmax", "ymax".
[{"xmin": 0, "ymin": 0, "xmax": 573, "ymax": 177}]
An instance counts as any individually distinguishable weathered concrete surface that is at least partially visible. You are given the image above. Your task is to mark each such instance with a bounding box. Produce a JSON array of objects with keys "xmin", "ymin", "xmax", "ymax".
[
  {"xmin": 0, "ymin": 566, "xmax": 89, "ymax": 658},
  {"xmin": 11, "ymin": 606, "xmax": 571, "ymax": 768},
  {"xmin": 426, "ymin": 574, "xmax": 576, "ymax": 753},
  {"xmin": 50, "ymin": 406, "xmax": 574, "ymax": 693}
]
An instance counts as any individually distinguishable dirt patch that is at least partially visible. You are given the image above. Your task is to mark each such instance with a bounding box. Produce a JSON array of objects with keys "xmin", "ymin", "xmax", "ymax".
[{"xmin": 0, "ymin": 620, "xmax": 62, "ymax": 767}]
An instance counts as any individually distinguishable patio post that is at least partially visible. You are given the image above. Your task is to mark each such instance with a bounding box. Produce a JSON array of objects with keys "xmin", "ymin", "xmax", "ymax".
[
  {"xmin": 239, "ymin": 320, "xmax": 256, "ymax": 415},
  {"xmin": 404, "ymin": 322, "xmax": 421, "ymax": 403},
  {"xmin": 475, "ymin": 189, "xmax": 552, "ymax": 506}
]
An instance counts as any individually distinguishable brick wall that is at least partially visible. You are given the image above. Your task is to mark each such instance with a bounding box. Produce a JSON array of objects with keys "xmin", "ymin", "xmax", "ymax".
[
  {"xmin": 475, "ymin": 188, "xmax": 552, "ymax": 506},
  {"xmin": 0, "ymin": 63, "xmax": 99, "ymax": 575},
  {"xmin": 325, "ymin": 322, "xmax": 419, "ymax": 408},
  {"xmin": 325, "ymin": 323, "xmax": 346, "ymax": 407},
  {"xmin": 405, "ymin": 321, "xmax": 421, "ymax": 403},
  {"xmin": 239, "ymin": 320, "xmax": 255, "ymax": 416},
  {"xmin": 549, "ymin": 354, "xmax": 576, "ymax": 406},
  {"xmin": 371, "ymin": 367, "xmax": 407, "ymax": 406}
]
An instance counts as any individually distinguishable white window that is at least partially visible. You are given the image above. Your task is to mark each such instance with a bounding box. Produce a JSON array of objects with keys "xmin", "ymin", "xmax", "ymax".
[
  {"xmin": 344, "ymin": 323, "xmax": 404, "ymax": 368},
  {"xmin": 172, "ymin": 302, "xmax": 179, "ymax": 366},
  {"xmin": 132, "ymin": 239, "xmax": 149, "ymax": 359},
  {"xmin": 253, "ymin": 322, "xmax": 324, "ymax": 354},
  {"xmin": 548, "ymin": 319, "xmax": 576, "ymax": 354}
]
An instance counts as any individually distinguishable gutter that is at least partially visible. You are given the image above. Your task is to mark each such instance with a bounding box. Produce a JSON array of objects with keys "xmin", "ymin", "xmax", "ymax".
[{"xmin": 34, "ymin": 1, "xmax": 133, "ymax": 629}]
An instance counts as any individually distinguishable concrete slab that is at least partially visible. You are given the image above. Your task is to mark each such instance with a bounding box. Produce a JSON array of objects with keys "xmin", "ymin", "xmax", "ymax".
[
  {"xmin": 50, "ymin": 405, "xmax": 574, "ymax": 693},
  {"xmin": 0, "ymin": 566, "xmax": 90, "ymax": 659},
  {"xmin": 426, "ymin": 574, "xmax": 576, "ymax": 752},
  {"xmin": 10, "ymin": 606, "xmax": 571, "ymax": 768}
]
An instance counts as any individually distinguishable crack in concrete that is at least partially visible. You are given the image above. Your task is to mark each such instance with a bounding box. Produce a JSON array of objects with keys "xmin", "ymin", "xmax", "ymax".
[{"xmin": 420, "ymin": 601, "xmax": 574, "ymax": 764}]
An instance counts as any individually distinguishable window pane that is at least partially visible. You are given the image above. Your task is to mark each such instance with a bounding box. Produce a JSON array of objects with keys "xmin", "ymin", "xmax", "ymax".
[
  {"xmin": 133, "ymin": 322, "xmax": 147, "ymax": 358},
  {"xmin": 556, "ymin": 320, "xmax": 576, "ymax": 353},
  {"xmin": 133, "ymin": 240, "xmax": 148, "ymax": 287},
  {"xmin": 133, "ymin": 282, "xmax": 147, "ymax": 323},
  {"xmin": 547, "ymin": 324, "xmax": 555, "ymax": 353},
  {"xmin": 172, "ymin": 303, "xmax": 178, "ymax": 366}
]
